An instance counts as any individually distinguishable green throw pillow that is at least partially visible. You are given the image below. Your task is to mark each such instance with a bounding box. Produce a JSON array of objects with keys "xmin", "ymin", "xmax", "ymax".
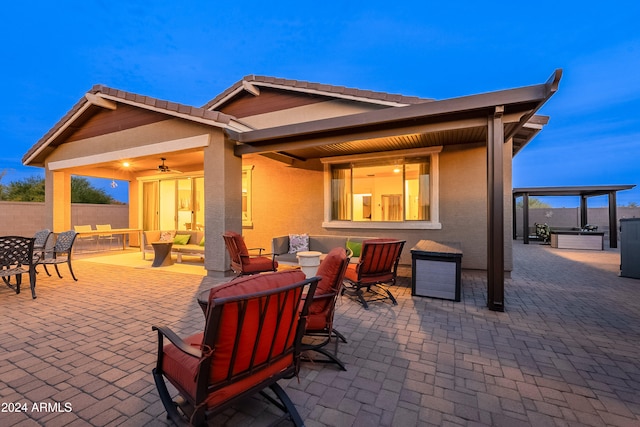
[
  {"xmin": 346, "ymin": 240, "xmax": 362, "ymax": 257},
  {"xmin": 199, "ymin": 236, "xmax": 205, "ymax": 246},
  {"xmin": 173, "ymin": 234, "xmax": 191, "ymax": 245}
]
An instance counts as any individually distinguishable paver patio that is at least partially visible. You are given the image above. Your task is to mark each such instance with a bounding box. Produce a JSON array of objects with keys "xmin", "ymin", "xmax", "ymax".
[{"xmin": 1, "ymin": 241, "xmax": 639, "ymax": 426}]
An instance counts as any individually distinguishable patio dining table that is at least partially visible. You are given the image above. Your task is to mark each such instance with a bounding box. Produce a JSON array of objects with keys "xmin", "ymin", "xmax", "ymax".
[{"xmin": 74, "ymin": 228, "xmax": 142, "ymax": 251}]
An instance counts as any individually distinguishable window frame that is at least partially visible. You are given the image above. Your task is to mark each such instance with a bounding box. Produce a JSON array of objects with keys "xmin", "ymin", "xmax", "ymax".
[{"xmin": 321, "ymin": 147, "xmax": 442, "ymax": 230}]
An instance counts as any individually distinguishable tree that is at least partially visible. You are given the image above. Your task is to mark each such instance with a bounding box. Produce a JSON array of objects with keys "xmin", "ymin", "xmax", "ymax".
[
  {"xmin": 0, "ymin": 175, "xmax": 117, "ymax": 204},
  {"xmin": 2, "ymin": 176, "xmax": 45, "ymax": 201},
  {"xmin": 515, "ymin": 197, "xmax": 552, "ymax": 209},
  {"xmin": 70, "ymin": 177, "xmax": 114, "ymax": 204}
]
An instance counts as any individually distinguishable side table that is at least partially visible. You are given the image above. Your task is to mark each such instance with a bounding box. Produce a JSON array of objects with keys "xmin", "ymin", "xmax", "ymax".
[
  {"xmin": 151, "ymin": 241, "xmax": 174, "ymax": 267},
  {"xmin": 296, "ymin": 250, "xmax": 322, "ymax": 278}
]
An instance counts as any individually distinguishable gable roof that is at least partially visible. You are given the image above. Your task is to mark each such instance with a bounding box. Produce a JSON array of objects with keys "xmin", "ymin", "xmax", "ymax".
[
  {"xmin": 203, "ymin": 75, "xmax": 433, "ymax": 111},
  {"xmin": 23, "ymin": 85, "xmax": 249, "ymax": 167}
]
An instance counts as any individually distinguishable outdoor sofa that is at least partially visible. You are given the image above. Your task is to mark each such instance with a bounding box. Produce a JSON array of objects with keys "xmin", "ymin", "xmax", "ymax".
[
  {"xmin": 272, "ymin": 234, "xmax": 375, "ymax": 265},
  {"xmin": 142, "ymin": 230, "xmax": 205, "ymax": 263}
]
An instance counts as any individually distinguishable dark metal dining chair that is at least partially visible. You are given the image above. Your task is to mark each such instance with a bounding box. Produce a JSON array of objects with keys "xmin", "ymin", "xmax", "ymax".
[
  {"xmin": 39, "ymin": 230, "xmax": 79, "ymax": 281},
  {"xmin": 0, "ymin": 236, "xmax": 37, "ymax": 299}
]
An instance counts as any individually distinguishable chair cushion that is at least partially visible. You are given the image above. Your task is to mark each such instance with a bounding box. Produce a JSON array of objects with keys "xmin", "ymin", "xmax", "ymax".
[
  {"xmin": 345, "ymin": 263, "xmax": 395, "ymax": 284},
  {"xmin": 306, "ymin": 248, "xmax": 346, "ymax": 327},
  {"xmin": 243, "ymin": 256, "xmax": 278, "ymax": 274},
  {"xmin": 227, "ymin": 231, "xmax": 249, "ymax": 254},
  {"xmin": 163, "ymin": 270, "xmax": 307, "ymax": 408},
  {"xmin": 210, "ymin": 269, "xmax": 304, "ymax": 300},
  {"xmin": 314, "ymin": 247, "xmax": 346, "ymax": 296},
  {"xmin": 162, "ymin": 333, "xmax": 293, "ymax": 408},
  {"xmin": 207, "ymin": 270, "xmax": 304, "ymax": 381}
]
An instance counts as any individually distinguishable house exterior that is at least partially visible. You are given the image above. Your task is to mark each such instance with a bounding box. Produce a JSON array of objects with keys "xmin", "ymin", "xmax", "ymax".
[{"xmin": 23, "ymin": 71, "xmax": 562, "ymax": 311}]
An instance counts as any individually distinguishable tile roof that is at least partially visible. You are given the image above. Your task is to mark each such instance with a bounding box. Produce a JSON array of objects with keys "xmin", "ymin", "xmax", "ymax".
[{"xmin": 202, "ymin": 75, "xmax": 433, "ymax": 111}]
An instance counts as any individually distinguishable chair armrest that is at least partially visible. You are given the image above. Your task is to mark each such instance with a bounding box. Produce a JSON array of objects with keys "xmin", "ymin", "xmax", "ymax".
[
  {"xmin": 302, "ymin": 291, "xmax": 337, "ymax": 301},
  {"xmin": 152, "ymin": 325, "xmax": 202, "ymax": 359},
  {"xmin": 247, "ymin": 247, "xmax": 265, "ymax": 255}
]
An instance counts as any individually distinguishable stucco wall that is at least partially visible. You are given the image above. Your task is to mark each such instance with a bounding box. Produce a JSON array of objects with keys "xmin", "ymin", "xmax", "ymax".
[
  {"xmin": 242, "ymin": 141, "xmax": 511, "ymax": 271},
  {"xmin": 0, "ymin": 201, "xmax": 129, "ymax": 236}
]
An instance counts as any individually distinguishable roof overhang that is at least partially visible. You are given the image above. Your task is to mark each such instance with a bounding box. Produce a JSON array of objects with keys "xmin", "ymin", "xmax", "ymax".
[
  {"xmin": 22, "ymin": 85, "xmax": 251, "ymax": 167},
  {"xmin": 513, "ymin": 185, "xmax": 636, "ymax": 198},
  {"xmin": 229, "ymin": 70, "xmax": 561, "ymax": 160}
]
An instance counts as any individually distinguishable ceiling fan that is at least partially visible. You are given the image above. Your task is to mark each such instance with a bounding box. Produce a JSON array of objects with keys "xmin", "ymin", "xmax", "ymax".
[{"xmin": 157, "ymin": 157, "xmax": 182, "ymax": 174}]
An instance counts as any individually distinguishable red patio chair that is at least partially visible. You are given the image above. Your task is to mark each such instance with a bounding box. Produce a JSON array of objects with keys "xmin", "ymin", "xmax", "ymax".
[
  {"xmin": 152, "ymin": 270, "xmax": 317, "ymax": 426},
  {"xmin": 222, "ymin": 231, "xmax": 278, "ymax": 276},
  {"xmin": 301, "ymin": 247, "xmax": 350, "ymax": 370},
  {"xmin": 342, "ymin": 238, "xmax": 405, "ymax": 309}
]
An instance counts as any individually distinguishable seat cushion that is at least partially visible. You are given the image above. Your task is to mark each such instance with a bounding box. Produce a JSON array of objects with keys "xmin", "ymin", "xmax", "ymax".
[
  {"xmin": 162, "ymin": 332, "xmax": 293, "ymax": 408},
  {"xmin": 345, "ymin": 264, "xmax": 394, "ymax": 285},
  {"xmin": 242, "ymin": 256, "xmax": 278, "ymax": 273}
]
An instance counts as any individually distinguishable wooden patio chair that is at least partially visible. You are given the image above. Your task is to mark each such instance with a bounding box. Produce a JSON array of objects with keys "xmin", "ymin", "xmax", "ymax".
[
  {"xmin": 342, "ymin": 238, "xmax": 405, "ymax": 309},
  {"xmin": 222, "ymin": 231, "xmax": 278, "ymax": 276},
  {"xmin": 152, "ymin": 270, "xmax": 318, "ymax": 427},
  {"xmin": 301, "ymin": 247, "xmax": 350, "ymax": 371},
  {"xmin": 39, "ymin": 230, "xmax": 79, "ymax": 281},
  {"xmin": 0, "ymin": 236, "xmax": 37, "ymax": 299}
]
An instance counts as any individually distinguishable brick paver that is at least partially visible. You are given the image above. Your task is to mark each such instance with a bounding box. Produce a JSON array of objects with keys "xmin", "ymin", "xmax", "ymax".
[{"xmin": 1, "ymin": 242, "xmax": 639, "ymax": 426}]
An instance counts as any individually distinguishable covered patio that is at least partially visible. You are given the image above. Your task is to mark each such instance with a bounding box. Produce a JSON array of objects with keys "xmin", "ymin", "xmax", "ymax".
[
  {"xmin": 1, "ymin": 238, "xmax": 639, "ymax": 425},
  {"xmin": 513, "ymin": 185, "xmax": 636, "ymax": 248}
]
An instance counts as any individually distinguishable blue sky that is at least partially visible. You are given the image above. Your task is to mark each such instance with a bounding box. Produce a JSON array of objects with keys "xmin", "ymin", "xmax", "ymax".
[{"xmin": 2, "ymin": 1, "xmax": 639, "ymax": 207}]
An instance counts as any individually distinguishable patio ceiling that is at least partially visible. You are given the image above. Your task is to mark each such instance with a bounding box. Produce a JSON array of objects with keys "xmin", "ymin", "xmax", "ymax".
[{"xmin": 513, "ymin": 185, "xmax": 636, "ymax": 198}]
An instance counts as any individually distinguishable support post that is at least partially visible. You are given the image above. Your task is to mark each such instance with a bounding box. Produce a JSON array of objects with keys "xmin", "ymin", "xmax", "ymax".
[
  {"xmin": 580, "ymin": 195, "xmax": 588, "ymax": 228},
  {"xmin": 522, "ymin": 193, "xmax": 530, "ymax": 244},
  {"xmin": 487, "ymin": 107, "xmax": 505, "ymax": 312},
  {"xmin": 203, "ymin": 131, "xmax": 242, "ymax": 277},
  {"xmin": 608, "ymin": 191, "xmax": 618, "ymax": 248}
]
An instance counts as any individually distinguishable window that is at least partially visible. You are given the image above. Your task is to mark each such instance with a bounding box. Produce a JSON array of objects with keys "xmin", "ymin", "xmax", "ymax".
[
  {"xmin": 242, "ymin": 165, "xmax": 254, "ymax": 227},
  {"xmin": 322, "ymin": 148, "xmax": 441, "ymax": 230}
]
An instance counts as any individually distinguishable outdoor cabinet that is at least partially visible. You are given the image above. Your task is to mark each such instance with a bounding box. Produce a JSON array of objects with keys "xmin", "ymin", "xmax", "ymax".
[
  {"xmin": 411, "ymin": 240, "xmax": 463, "ymax": 301},
  {"xmin": 620, "ymin": 218, "xmax": 640, "ymax": 279}
]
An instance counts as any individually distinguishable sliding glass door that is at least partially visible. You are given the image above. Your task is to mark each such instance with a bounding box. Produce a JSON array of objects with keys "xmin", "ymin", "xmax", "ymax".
[{"xmin": 142, "ymin": 176, "xmax": 205, "ymax": 231}]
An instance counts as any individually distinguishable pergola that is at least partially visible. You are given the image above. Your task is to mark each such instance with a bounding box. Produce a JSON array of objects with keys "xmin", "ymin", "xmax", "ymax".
[{"xmin": 513, "ymin": 185, "xmax": 636, "ymax": 248}]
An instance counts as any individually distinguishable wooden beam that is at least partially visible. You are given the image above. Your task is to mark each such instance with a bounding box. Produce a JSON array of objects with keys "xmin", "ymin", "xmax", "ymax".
[
  {"xmin": 85, "ymin": 93, "xmax": 117, "ymax": 110},
  {"xmin": 242, "ymin": 80, "xmax": 261, "ymax": 96}
]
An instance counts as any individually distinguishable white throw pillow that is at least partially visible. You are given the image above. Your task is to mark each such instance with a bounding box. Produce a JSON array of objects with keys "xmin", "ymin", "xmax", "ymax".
[
  {"xmin": 160, "ymin": 231, "xmax": 176, "ymax": 242},
  {"xmin": 288, "ymin": 234, "xmax": 309, "ymax": 253}
]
